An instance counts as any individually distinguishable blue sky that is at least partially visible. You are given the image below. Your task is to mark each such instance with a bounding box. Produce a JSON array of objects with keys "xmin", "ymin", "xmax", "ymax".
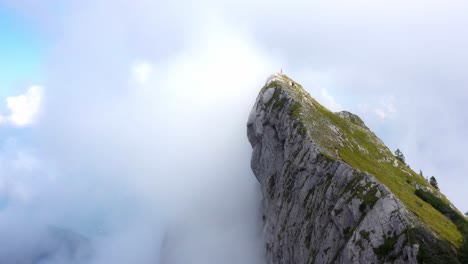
[
  {"xmin": 0, "ymin": 5, "xmax": 43, "ymax": 98},
  {"xmin": 0, "ymin": 4, "xmax": 43, "ymax": 149}
]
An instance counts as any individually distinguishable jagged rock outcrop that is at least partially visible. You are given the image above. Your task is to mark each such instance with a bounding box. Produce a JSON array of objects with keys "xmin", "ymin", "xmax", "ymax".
[{"xmin": 247, "ymin": 73, "xmax": 466, "ymax": 263}]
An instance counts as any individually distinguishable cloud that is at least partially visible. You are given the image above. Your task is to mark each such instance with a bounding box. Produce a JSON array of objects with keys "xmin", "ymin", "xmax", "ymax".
[
  {"xmin": 1, "ymin": 0, "xmax": 468, "ymax": 263},
  {"xmin": 374, "ymin": 109, "xmax": 387, "ymax": 119},
  {"xmin": 0, "ymin": 85, "xmax": 43, "ymax": 127},
  {"xmin": 0, "ymin": 139, "xmax": 49, "ymax": 206},
  {"xmin": 374, "ymin": 96, "xmax": 397, "ymax": 120},
  {"xmin": 131, "ymin": 61, "xmax": 154, "ymax": 85},
  {"xmin": 320, "ymin": 88, "xmax": 342, "ymax": 112},
  {"xmin": 0, "ymin": 2, "xmax": 275, "ymax": 263}
]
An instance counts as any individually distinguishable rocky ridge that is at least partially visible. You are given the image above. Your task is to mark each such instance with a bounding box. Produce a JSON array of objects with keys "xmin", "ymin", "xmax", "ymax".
[{"xmin": 247, "ymin": 73, "xmax": 466, "ymax": 263}]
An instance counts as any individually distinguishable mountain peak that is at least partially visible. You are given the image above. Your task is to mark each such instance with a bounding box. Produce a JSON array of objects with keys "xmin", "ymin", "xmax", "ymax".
[{"xmin": 247, "ymin": 74, "xmax": 467, "ymax": 263}]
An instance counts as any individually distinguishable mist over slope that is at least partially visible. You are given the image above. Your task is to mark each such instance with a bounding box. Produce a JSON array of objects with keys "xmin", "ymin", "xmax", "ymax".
[{"xmin": 0, "ymin": 1, "xmax": 277, "ymax": 263}]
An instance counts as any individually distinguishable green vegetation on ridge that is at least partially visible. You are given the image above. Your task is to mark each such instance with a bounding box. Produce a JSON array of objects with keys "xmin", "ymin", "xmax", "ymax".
[{"xmin": 263, "ymin": 74, "xmax": 465, "ymax": 252}]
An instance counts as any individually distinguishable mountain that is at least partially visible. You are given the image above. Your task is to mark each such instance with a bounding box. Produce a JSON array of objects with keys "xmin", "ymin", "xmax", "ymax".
[{"xmin": 247, "ymin": 73, "xmax": 468, "ymax": 263}]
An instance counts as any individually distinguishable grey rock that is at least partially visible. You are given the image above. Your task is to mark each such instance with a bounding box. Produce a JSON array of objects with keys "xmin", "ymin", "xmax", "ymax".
[{"xmin": 247, "ymin": 74, "xmax": 421, "ymax": 264}]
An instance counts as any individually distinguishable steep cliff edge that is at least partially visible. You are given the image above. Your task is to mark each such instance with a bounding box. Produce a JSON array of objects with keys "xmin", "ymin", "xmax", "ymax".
[{"xmin": 247, "ymin": 73, "xmax": 467, "ymax": 263}]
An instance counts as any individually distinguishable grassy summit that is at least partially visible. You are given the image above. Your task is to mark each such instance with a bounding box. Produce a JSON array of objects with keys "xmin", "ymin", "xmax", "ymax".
[{"xmin": 262, "ymin": 73, "xmax": 464, "ymax": 249}]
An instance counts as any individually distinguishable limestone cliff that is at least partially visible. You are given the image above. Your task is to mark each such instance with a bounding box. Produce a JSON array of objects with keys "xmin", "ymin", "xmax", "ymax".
[{"xmin": 247, "ymin": 73, "xmax": 467, "ymax": 263}]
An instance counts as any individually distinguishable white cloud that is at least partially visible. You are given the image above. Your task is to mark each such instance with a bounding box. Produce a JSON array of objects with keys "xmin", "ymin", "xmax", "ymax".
[
  {"xmin": 12, "ymin": 151, "xmax": 42, "ymax": 172},
  {"xmin": 0, "ymin": 86, "xmax": 43, "ymax": 127},
  {"xmin": 374, "ymin": 96, "xmax": 397, "ymax": 120},
  {"xmin": 14, "ymin": 10, "xmax": 272, "ymax": 264},
  {"xmin": 320, "ymin": 88, "xmax": 342, "ymax": 112},
  {"xmin": 0, "ymin": 145, "xmax": 46, "ymax": 205},
  {"xmin": 374, "ymin": 109, "xmax": 388, "ymax": 119},
  {"xmin": 358, "ymin": 104, "xmax": 369, "ymax": 114},
  {"xmin": 132, "ymin": 62, "xmax": 154, "ymax": 85}
]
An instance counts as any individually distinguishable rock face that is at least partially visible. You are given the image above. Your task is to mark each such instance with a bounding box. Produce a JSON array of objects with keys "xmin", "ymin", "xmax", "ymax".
[{"xmin": 247, "ymin": 73, "xmax": 464, "ymax": 263}]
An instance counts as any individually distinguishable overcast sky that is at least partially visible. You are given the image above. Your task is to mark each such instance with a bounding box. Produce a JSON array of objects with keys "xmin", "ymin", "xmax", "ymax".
[{"xmin": 0, "ymin": 0, "xmax": 467, "ymax": 263}]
